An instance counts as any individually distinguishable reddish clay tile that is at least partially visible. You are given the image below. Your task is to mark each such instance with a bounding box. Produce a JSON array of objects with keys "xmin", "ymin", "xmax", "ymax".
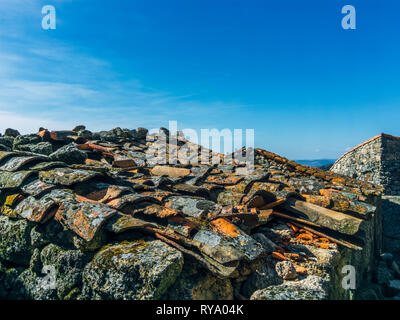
[
  {"xmin": 55, "ymin": 201, "xmax": 117, "ymax": 241},
  {"xmin": 151, "ymin": 165, "xmax": 191, "ymax": 178},
  {"xmin": 112, "ymin": 158, "xmax": 136, "ymax": 168}
]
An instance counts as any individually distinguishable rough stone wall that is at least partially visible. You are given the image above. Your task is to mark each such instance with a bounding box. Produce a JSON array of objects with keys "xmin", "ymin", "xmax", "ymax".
[
  {"xmin": 330, "ymin": 135, "xmax": 383, "ymax": 185},
  {"xmin": 0, "ymin": 127, "xmax": 388, "ymax": 300},
  {"xmin": 331, "ymin": 134, "xmax": 400, "ymax": 264},
  {"xmin": 381, "ymin": 196, "xmax": 400, "ymax": 262},
  {"xmin": 380, "ymin": 137, "xmax": 400, "ymax": 195},
  {"xmin": 331, "ymin": 134, "xmax": 400, "ymax": 195}
]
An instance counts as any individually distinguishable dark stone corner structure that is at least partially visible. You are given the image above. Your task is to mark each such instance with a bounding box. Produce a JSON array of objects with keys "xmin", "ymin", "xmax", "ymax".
[{"xmin": 0, "ymin": 127, "xmax": 398, "ymax": 300}]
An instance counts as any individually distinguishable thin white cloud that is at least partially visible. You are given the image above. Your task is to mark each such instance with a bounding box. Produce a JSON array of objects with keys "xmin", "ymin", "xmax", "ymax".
[
  {"xmin": 0, "ymin": 111, "xmax": 70, "ymax": 134},
  {"xmin": 0, "ymin": 10, "xmax": 247, "ymax": 134}
]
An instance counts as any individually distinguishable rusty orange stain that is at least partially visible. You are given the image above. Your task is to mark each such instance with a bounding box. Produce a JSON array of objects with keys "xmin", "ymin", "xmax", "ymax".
[
  {"xmin": 271, "ymin": 251, "xmax": 287, "ymax": 261},
  {"xmin": 318, "ymin": 243, "xmax": 330, "ymax": 249},
  {"xmin": 295, "ymin": 265, "xmax": 307, "ymax": 275},
  {"xmin": 286, "ymin": 222, "xmax": 298, "ymax": 233},
  {"xmin": 297, "ymin": 233, "xmax": 313, "ymax": 241},
  {"xmin": 158, "ymin": 207, "xmax": 179, "ymax": 218},
  {"xmin": 76, "ymin": 195, "xmax": 99, "ymax": 204},
  {"xmin": 210, "ymin": 218, "xmax": 240, "ymax": 238}
]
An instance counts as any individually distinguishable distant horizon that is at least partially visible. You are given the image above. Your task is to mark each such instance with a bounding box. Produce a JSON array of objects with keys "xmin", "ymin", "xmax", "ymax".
[{"xmin": 1, "ymin": 0, "xmax": 399, "ymax": 160}]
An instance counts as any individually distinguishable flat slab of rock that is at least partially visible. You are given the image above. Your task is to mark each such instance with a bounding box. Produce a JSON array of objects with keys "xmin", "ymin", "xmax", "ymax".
[
  {"xmin": 165, "ymin": 196, "xmax": 218, "ymax": 218},
  {"xmin": 39, "ymin": 168, "xmax": 101, "ymax": 186},
  {"xmin": 151, "ymin": 165, "xmax": 191, "ymax": 178},
  {"xmin": 250, "ymin": 275, "xmax": 328, "ymax": 300},
  {"xmin": 283, "ymin": 198, "xmax": 363, "ymax": 235}
]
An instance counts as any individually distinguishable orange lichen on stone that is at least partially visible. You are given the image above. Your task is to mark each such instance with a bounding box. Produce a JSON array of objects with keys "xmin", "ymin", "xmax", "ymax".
[
  {"xmin": 271, "ymin": 251, "xmax": 287, "ymax": 261},
  {"xmin": 168, "ymin": 216, "xmax": 197, "ymax": 233},
  {"xmin": 297, "ymin": 233, "xmax": 313, "ymax": 241},
  {"xmin": 331, "ymin": 177, "xmax": 346, "ymax": 185},
  {"xmin": 85, "ymin": 159, "xmax": 103, "ymax": 166},
  {"xmin": 210, "ymin": 218, "xmax": 240, "ymax": 238},
  {"xmin": 158, "ymin": 207, "xmax": 179, "ymax": 218},
  {"xmin": 286, "ymin": 222, "xmax": 298, "ymax": 233},
  {"xmin": 295, "ymin": 265, "xmax": 307, "ymax": 275},
  {"xmin": 284, "ymin": 252, "xmax": 301, "ymax": 261},
  {"xmin": 302, "ymin": 194, "xmax": 331, "ymax": 208},
  {"xmin": 76, "ymin": 195, "xmax": 100, "ymax": 204}
]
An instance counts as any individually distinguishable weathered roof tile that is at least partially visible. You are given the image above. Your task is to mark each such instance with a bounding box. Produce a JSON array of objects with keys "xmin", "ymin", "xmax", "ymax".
[
  {"xmin": 39, "ymin": 168, "xmax": 101, "ymax": 186},
  {"xmin": 55, "ymin": 200, "xmax": 117, "ymax": 241}
]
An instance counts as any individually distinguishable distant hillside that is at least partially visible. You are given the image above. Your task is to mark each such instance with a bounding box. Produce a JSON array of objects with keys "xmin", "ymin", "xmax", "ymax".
[{"xmin": 294, "ymin": 159, "xmax": 336, "ymax": 169}]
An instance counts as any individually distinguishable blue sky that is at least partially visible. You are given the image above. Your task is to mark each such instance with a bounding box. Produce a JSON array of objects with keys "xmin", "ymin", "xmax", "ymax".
[{"xmin": 0, "ymin": 0, "xmax": 399, "ymax": 159}]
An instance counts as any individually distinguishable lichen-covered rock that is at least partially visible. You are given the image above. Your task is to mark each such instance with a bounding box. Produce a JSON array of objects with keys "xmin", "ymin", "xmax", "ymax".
[
  {"xmin": 250, "ymin": 275, "xmax": 329, "ymax": 300},
  {"xmin": 165, "ymin": 196, "xmax": 217, "ymax": 218},
  {"xmin": 13, "ymin": 134, "xmax": 42, "ymax": 150},
  {"xmin": 0, "ymin": 125, "xmax": 384, "ymax": 301},
  {"xmin": 0, "ymin": 136, "xmax": 14, "ymax": 149},
  {"xmin": 40, "ymin": 244, "xmax": 88, "ymax": 299},
  {"xmin": 275, "ymin": 261, "xmax": 297, "ymax": 280},
  {"xmin": 0, "ymin": 261, "xmax": 23, "ymax": 299},
  {"xmin": 164, "ymin": 262, "xmax": 233, "ymax": 300},
  {"xmin": 252, "ymin": 233, "xmax": 277, "ymax": 253},
  {"xmin": 17, "ymin": 142, "xmax": 53, "ymax": 155},
  {"xmin": 136, "ymin": 127, "xmax": 148, "ymax": 139},
  {"xmin": 82, "ymin": 240, "xmax": 184, "ymax": 300},
  {"xmin": 0, "ymin": 216, "xmax": 35, "ymax": 265},
  {"xmin": 49, "ymin": 144, "xmax": 87, "ymax": 165},
  {"xmin": 13, "ymin": 268, "xmax": 58, "ymax": 300},
  {"xmin": 39, "ymin": 167, "xmax": 101, "ymax": 186},
  {"xmin": 0, "ymin": 171, "xmax": 34, "ymax": 189},
  {"xmin": 241, "ymin": 264, "xmax": 281, "ymax": 298}
]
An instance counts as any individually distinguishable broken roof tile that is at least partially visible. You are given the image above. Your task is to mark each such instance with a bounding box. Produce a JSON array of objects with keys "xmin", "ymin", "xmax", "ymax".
[
  {"xmin": 106, "ymin": 193, "xmax": 161, "ymax": 210},
  {"xmin": 0, "ymin": 125, "xmax": 383, "ymax": 282},
  {"xmin": 165, "ymin": 196, "xmax": 218, "ymax": 219},
  {"xmin": 21, "ymin": 179, "xmax": 56, "ymax": 197},
  {"xmin": 55, "ymin": 200, "xmax": 117, "ymax": 241},
  {"xmin": 0, "ymin": 155, "xmax": 49, "ymax": 172},
  {"xmin": 0, "ymin": 171, "xmax": 35, "ymax": 189},
  {"xmin": 14, "ymin": 194, "xmax": 57, "ymax": 223}
]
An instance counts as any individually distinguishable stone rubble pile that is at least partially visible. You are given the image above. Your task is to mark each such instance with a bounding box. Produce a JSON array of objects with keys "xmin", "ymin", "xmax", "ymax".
[{"xmin": 0, "ymin": 126, "xmax": 392, "ymax": 300}]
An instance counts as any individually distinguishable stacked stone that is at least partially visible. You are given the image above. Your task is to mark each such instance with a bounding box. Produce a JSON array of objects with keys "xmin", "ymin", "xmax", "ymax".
[{"xmin": 0, "ymin": 126, "xmax": 385, "ymax": 300}]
